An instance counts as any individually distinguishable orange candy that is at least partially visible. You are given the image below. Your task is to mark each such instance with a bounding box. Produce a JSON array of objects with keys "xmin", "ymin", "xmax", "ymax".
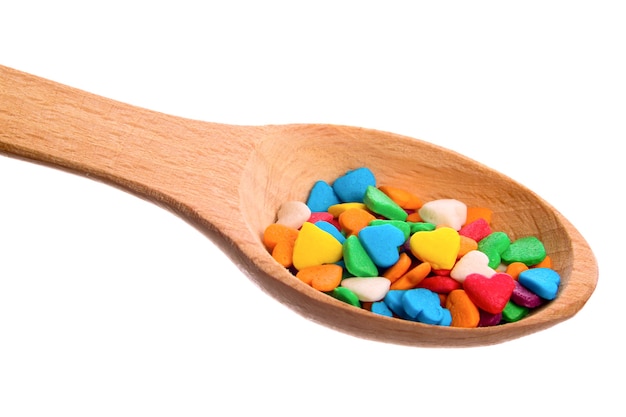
[
  {"xmin": 382, "ymin": 252, "xmax": 412, "ymax": 283},
  {"xmin": 406, "ymin": 212, "xmax": 423, "ymax": 222},
  {"xmin": 378, "ymin": 185, "xmax": 423, "ymax": 209},
  {"xmin": 457, "ymin": 235, "xmax": 478, "ymax": 258},
  {"xmin": 390, "ymin": 262, "xmax": 432, "ymax": 290},
  {"xmin": 296, "ymin": 264, "xmax": 343, "ymax": 292},
  {"xmin": 338, "ymin": 207, "xmax": 376, "ymax": 236},
  {"xmin": 533, "ymin": 255, "xmax": 552, "ymax": 269},
  {"xmin": 446, "ymin": 289, "xmax": 480, "ymax": 328},
  {"xmin": 505, "ymin": 262, "xmax": 529, "ymax": 280},
  {"xmin": 465, "ymin": 207, "xmax": 493, "ymax": 225},
  {"xmin": 263, "ymin": 223, "xmax": 299, "ymax": 267}
]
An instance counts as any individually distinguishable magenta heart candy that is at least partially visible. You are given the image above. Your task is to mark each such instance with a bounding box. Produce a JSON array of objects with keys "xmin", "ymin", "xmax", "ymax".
[
  {"xmin": 463, "ymin": 272, "xmax": 516, "ymax": 314},
  {"xmin": 511, "ymin": 280, "xmax": 544, "ymax": 308}
]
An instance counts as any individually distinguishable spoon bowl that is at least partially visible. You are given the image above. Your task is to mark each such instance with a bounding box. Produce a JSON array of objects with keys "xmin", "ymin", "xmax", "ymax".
[{"xmin": 0, "ymin": 65, "xmax": 598, "ymax": 347}]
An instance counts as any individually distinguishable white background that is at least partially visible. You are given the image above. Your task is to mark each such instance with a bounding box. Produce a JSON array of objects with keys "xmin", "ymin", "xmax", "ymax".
[{"xmin": 1, "ymin": 1, "xmax": 624, "ymax": 416}]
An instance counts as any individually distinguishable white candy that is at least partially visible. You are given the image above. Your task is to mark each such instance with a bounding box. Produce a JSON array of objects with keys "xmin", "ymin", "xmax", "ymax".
[
  {"xmin": 340, "ymin": 277, "xmax": 391, "ymax": 302},
  {"xmin": 450, "ymin": 250, "xmax": 496, "ymax": 283},
  {"xmin": 418, "ymin": 198, "xmax": 467, "ymax": 231},
  {"xmin": 275, "ymin": 201, "xmax": 311, "ymax": 230}
]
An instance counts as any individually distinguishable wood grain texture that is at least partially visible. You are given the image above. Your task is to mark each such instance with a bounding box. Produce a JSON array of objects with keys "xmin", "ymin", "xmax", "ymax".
[{"xmin": 0, "ymin": 65, "xmax": 598, "ymax": 347}]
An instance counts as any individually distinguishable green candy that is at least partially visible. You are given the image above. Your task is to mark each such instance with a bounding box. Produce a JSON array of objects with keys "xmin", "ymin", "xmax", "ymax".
[
  {"xmin": 369, "ymin": 219, "xmax": 411, "ymax": 240},
  {"xmin": 407, "ymin": 221, "xmax": 436, "ymax": 234},
  {"xmin": 501, "ymin": 236, "xmax": 547, "ymax": 266},
  {"xmin": 363, "ymin": 186, "xmax": 408, "ymax": 221},
  {"xmin": 502, "ymin": 301, "xmax": 529, "ymax": 323},
  {"xmin": 329, "ymin": 287, "xmax": 361, "ymax": 307},
  {"xmin": 478, "ymin": 231, "xmax": 511, "ymax": 269},
  {"xmin": 342, "ymin": 235, "xmax": 378, "ymax": 277}
]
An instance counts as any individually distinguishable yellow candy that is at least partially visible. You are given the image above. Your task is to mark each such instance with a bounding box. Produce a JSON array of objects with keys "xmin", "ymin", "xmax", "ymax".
[
  {"xmin": 327, "ymin": 202, "xmax": 367, "ymax": 218},
  {"xmin": 292, "ymin": 222, "xmax": 344, "ymax": 270},
  {"xmin": 409, "ymin": 227, "xmax": 460, "ymax": 270}
]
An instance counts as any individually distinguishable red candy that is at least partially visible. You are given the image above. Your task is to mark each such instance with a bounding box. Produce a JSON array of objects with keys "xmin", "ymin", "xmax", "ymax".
[
  {"xmin": 308, "ymin": 211, "xmax": 341, "ymax": 230},
  {"xmin": 464, "ymin": 272, "xmax": 516, "ymax": 314},
  {"xmin": 418, "ymin": 275, "xmax": 462, "ymax": 294},
  {"xmin": 459, "ymin": 218, "xmax": 492, "ymax": 242}
]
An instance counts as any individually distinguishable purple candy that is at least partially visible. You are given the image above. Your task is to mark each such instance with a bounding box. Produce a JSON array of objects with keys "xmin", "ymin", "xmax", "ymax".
[
  {"xmin": 511, "ymin": 280, "xmax": 543, "ymax": 308},
  {"xmin": 478, "ymin": 310, "xmax": 502, "ymax": 327}
]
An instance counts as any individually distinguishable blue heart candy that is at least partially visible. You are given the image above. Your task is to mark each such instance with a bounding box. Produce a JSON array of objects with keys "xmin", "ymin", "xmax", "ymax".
[
  {"xmin": 402, "ymin": 288, "xmax": 449, "ymax": 325},
  {"xmin": 383, "ymin": 290, "xmax": 410, "ymax": 319},
  {"xmin": 306, "ymin": 180, "xmax": 340, "ymax": 212},
  {"xmin": 314, "ymin": 221, "xmax": 346, "ymax": 243},
  {"xmin": 371, "ymin": 301, "xmax": 394, "ymax": 318},
  {"xmin": 332, "ymin": 167, "xmax": 376, "ymax": 203},
  {"xmin": 358, "ymin": 224, "xmax": 406, "ymax": 268},
  {"xmin": 518, "ymin": 268, "xmax": 561, "ymax": 300}
]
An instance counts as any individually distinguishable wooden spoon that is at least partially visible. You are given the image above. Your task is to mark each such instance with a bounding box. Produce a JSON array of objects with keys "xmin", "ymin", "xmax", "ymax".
[{"xmin": 0, "ymin": 65, "xmax": 597, "ymax": 347}]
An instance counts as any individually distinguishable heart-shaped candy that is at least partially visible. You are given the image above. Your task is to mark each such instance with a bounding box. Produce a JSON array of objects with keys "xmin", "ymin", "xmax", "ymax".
[
  {"xmin": 418, "ymin": 199, "xmax": 467, "ymax": 230},
  {"xmin": 418, "ymin": 275, "xmax": 462, "ymax": 294},
  {"xmin": 296, "ymin": 264, "xmax": 343, "ymax": 292},
  {"xmin": 383, "ymin": 290, "xmax": 411, "ymax": 319},
  {"xmin": 292, "ymin": 222, "xmax": 343, "ymax": 270},
  {"xmin": 450, "ymin": 250, "xmax": 496, "ymax": 283},
  {"xmin": 363, "ymin": 185, "xmax": 408, "ymax": 221},
  {"xmin": 409, "ymin": 227, "xmax": 460, "ymax": 270},
  {"xmin": 463, "ymin": 272, "xmax": 516, "ymax": 314},
  {"xmin": 332, "ymin": 167, "xmax": 376, "ymax": 203},
  {"xmin": 401, "ymin": 288, "xmax": 448, "ymax": 325},
  {"xmin": 459, "ymin": 218, "xmax": 492, "ymax": 242},
  {"xmin": 511, "ymin": 280, "xmax": 543, "ymax": 308},
  {"xmin": 501, "ymin": 236, "xmax": 547, "ymax": 266},
  {"xmin": 477, "ymin": 231, "xmax": 511, "ymax": 269},
  {"xmin": 343, "ymin": 235, "xmax": 378, "ymax": 277},
  {"xmin": 478, "ymin": 311, "xmax": 503, "ymax": 327},
  {"xmin": 445, "ymin": 289, "xmax": 480, "ymax": 328},
  {"xmin": 340, "ymin": 277, "xmax": 391, "ymax": 302},
  {"xmin": 359, "ymin": 224, "xmax": 406, "ymax": 268},
  {"xmin": 276, "ymin": 201, "xmax": 312, "ymax": 230},
  {"xmin": 306, "ymin": 181, "xmax": 341, "ymax": 212},
  {"xmin": 518, "ymin": 268, "xmax": 560, "ymax": 300},
  {"xmin": 314, "ymin": 221, "xmax": 346, "ymax": 244}
]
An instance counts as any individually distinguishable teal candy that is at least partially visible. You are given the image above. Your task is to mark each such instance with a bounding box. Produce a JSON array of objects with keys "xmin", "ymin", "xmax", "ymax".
[
  {"xmin": 438, "ymin": 308, "xmax": 452, "ymax": 326},
  {"xmin": 383, "ymin": 290, "xmax": 410, "ymax": 319},
  {"xmin": 477, "ymin": 231, "xmax": 511, "ymax": 269},
  {"xmin": 358, "ymin": 224, "xmax": 405, "ymax": 268},
  {"xmin": 363, "ymin": 185, "xmax": 408, "ymax": 221},
  {"xmin": 306, "ymin": 180, "xmax": 340, "ymax": 212},
  {"xmin": 342, "ymin": 235, "xmax": 378, "ymax": 277},
  {"xmin": 369, "ymin": 219, "xmax": 411, "ymax": 240},
  {"xmin": 518, "ymin": 268, "xmax": 561, "ymax": 300},
  {"xmin": 371, "ymin": 301, "xmax": 394, "ymax": 317},
  {"xmin": 332, "ymin": 167, "xmax": 376, "ymax": 203},
  {"xmin": 401, "ymin": 288, "xmax": 448, "ymax": 325},
  {"xmin": 501, "ymin": 236, "xmax": 547, "ymax": 266},
  {"xmin": 314, "ymin": 220, "xmax": 346, "ymax": 243}
]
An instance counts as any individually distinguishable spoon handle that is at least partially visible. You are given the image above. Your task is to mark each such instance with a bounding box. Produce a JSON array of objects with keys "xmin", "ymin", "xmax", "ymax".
[{"xmin": 0, "ymin": 65, "xmax": 257, "ymax": 230}]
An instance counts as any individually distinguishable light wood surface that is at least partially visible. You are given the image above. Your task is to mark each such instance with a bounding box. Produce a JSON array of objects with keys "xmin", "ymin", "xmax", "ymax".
[{"xmin": 0, "ymin": 65, "xmax": 598, "ymax": 347}]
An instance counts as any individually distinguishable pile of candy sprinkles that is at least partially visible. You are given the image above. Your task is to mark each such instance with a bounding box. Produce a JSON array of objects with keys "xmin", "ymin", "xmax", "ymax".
[{"xmin": 263, "ymin": 167, "xmax": 561, "ymax": 327}]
